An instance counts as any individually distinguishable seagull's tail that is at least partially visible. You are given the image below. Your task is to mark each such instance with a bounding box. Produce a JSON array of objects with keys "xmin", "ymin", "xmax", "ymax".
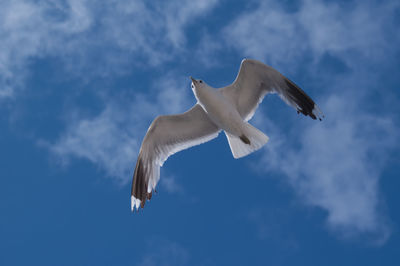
[{"xmin": 225, "ymin": 123, "xmax": 269, "ymax": 159}]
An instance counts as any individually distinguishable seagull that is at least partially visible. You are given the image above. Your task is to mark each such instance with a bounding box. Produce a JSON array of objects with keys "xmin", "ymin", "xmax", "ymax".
[{"xmin": 131, "ymin": 59, "xmax": 323, "ymax": 211}]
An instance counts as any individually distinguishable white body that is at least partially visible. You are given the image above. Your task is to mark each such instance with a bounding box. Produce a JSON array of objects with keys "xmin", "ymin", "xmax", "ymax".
[
  {"xmin": 192, "ymin": 82, "xmax": 244, "ymax": 137},
  {"xmin": 191, "ymin": 78, "xmax": 270, "ymax": 159}
]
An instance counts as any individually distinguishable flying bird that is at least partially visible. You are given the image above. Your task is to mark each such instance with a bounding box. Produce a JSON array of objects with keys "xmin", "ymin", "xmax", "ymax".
[{"xmin": 131, "ymin": 59, "xmax": 323, "ymax": 211}]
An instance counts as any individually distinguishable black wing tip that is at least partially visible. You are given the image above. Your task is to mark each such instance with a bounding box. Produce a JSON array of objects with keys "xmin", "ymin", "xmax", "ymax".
[
  {"xmin": 311, "ymin": 104, "xmax": 325, "ymax": 121},
  {"xmin": 296, "ymin": 102, "xmax": 325, "ymax": 121},
  {"xmin": 131, "ymin": 156, "xmax": 155, "ymax": 212},
  {"xmin": 284, "ymin": 78, "xmax": 324, "ymax": 121}
]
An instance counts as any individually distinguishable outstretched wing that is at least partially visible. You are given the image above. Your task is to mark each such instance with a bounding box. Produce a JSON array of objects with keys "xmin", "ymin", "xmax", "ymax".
[
  {"xmin": 221, "ymin": 59, "xmax": 324, "ymax": 121},
  {"xmin": 131, "ymin": 104, "xmax": 220, "ymax": 211}
]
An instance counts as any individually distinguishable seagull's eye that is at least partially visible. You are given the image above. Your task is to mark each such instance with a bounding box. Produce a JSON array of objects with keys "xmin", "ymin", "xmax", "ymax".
[
  {"xmin": 199, "ymin": 80, "xmax": 203, "ymax": 83},
  {"xmin": 191, "ymin": 85, "xmax": 194, "ymax": 88}
]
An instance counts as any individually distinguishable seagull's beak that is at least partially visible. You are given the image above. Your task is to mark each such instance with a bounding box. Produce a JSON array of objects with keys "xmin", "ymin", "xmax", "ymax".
[{"xmin": 190, "ymin": 76, "xmax": 196, "ymax": 83}]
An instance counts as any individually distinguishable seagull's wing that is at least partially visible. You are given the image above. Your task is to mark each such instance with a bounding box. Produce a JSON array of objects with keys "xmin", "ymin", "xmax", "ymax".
[
  {"xmin": 131, "ymin": 104, "xmax": 220, "ymax": 211},
  {"xmin": 221, "ymin": 59, "xmax": 324, "ymax": 121}
]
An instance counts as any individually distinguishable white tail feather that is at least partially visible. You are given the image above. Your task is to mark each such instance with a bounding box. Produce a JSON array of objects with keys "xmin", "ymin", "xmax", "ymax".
[{"xmin": 225, "ymin": 123, "xmax": 269, "ymax": 159}]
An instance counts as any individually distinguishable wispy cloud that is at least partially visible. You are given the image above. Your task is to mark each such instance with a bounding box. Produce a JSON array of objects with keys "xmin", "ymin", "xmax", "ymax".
[
  {"xmin": 0, "ymin": 0, "xmax": 93, "ymax": 97},
  {"xmin": 253, "ymin": 92, "xmax": 396, "ymax": 243},
  {"xmin": 0, "ymin": 0, "xmax": 220, "ymax": 98},
  {"xmin": 223, "ymin": 0, "xmax": 399, "ymax": 70},
  {"xmin": 46, "ymin": 74, "xmax": 193, "ymax": 184}
]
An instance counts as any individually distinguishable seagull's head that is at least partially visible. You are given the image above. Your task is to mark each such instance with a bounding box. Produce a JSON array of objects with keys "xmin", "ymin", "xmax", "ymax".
[{"xmin": 190, "ymin": 76, "xmax": 206, "ymax": 91}]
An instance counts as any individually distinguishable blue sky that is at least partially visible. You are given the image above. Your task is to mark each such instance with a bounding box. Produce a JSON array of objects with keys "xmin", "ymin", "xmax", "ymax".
[{"xmin": 1, "ymin": 0, "xmax": 400, "ymax": 265}]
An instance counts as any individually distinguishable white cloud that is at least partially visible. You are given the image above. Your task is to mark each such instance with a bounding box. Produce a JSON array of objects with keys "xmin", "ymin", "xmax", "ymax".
[
  {"xmin": 48, "ymin": 103, "xmax": 141, "ymax": 183},
  {"xmin": 0, "ymin": 0, "xmax": 93, "ymax": 96},
  {"xmin": 223, "ymin": 1, "xmax": 303, "ymax": 69},
  {"xmin": 252, "ymin": 91, "xmax": 396, "ymax": 243},
  {"xmin": 0, "ymin": 0, "xmax": 220, "ymax": 98},
  {"xmin": 223, "ymin": 0, "xmax": 399, "ymax": 69},
  {"xmin": 47, "ymin": 74, "xmax": 193, "ymax": 184}
]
